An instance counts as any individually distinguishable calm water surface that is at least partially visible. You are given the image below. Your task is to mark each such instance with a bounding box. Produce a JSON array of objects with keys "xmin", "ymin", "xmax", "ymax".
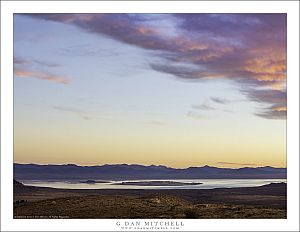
[{"xmin": 21, "ymin": 179, "xmax": 286, "ymax": 190}]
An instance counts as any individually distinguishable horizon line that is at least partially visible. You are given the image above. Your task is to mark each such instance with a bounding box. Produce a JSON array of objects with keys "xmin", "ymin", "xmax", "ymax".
[{"xmin": 13, "ymin": 162, "xmax": 287, "ymax": 170}]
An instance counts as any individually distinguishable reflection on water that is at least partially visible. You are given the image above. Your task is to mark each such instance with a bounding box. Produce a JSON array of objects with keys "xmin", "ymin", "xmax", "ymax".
[{"xmin": 21, "ymin": 179, "xmax": 287, "ymax": 190}]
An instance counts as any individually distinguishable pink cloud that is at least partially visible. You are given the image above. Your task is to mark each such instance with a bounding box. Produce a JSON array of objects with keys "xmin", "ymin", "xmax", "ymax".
[
  {"xmin": 14, "ymin": 69, "xmax": 70, "ymax": 85},
  {"xmin": 24, "ymin": 13, "xmax": 286, "ymax": 119}
]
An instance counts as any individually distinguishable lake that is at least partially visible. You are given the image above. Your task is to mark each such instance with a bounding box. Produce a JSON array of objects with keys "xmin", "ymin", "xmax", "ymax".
[{"xmin": 21, "ymin": 179, "xmax": 286, "ymax": 190}]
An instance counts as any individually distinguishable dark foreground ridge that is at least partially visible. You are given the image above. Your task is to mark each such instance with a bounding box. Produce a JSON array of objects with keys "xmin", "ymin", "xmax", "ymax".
[
  {"xmin": 14, "ymin": 180, "xmax": 287, "ymax": 219},
  {"xmin": 14, "ymin": 163, "xmax": 287, "ymax": 180}
]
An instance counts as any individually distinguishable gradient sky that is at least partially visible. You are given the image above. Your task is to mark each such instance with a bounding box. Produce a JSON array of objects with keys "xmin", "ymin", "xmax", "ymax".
[{"xmin": 13, "ymin": 14, "xmax": 286, "ymax": 168}]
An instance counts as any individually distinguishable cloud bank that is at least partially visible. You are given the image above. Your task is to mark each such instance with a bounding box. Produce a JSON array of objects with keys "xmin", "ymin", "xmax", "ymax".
[{"xmin": 24, "ymin": 13, "xmax": 286, "ymax": 119}]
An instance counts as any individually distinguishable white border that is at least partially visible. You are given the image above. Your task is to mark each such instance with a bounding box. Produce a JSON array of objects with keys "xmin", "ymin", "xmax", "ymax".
[{"xmin": 1, "ymin": 1, "xmax": 299, "ymax": 231}]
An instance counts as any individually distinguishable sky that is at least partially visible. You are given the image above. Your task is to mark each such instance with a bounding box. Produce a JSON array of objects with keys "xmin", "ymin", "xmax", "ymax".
[{"xmin": 13, "ymin": 14, "xmax": 286, "ymax": 168}]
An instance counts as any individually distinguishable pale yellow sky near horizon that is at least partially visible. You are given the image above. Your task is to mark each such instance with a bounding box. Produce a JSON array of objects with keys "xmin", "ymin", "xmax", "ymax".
[{"xmin": 14, "ymin": 112, "xmax": 286, "ymax": 168}]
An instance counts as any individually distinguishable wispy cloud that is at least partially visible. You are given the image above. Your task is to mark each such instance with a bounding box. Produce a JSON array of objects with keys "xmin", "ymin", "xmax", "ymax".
[
  {"xmin": 186, "ymin": 111, "xmax": 206, "ymax": 120},
  {"xmin": 53, "ymin": 106, "xmax": 99, "ymax": 120},
  {"xmin": 14, "ymin": 69, "xmax": 70, "ymax": 85},
  {"xmin": 33, "ymin": 60, "xmax": 62, "ymax": 68},
  {"xmin": 192, "ymin": 103, "xmax": 216, "ymax": 111},
  {"xmin": 13, "ymin": 57, "xmax": 30, "ymax": 65},
  {"xmin": 255, "ymin": 110, "xmax": 286, "ymax": 120},
  {"xmin": 211, "ymin": 97, "xmax": 230, "ymax": 105},
  {"xmin": 243, "ymin": 88, "xmax": 286, "ymax": 119},
  {"xmin": 14, "ymin": 56, "xmax": 62, "ymax": 68},
  {"xmin": 25, "ymin": 13, "xmax": 286, "ymax": 119},
  {"xmin": 217, "ymin": 162, "xmax": 257, "ymax": 166},
  {"xmin": 150, "ymin": 63, "xmax": 222, "ymax": 81},
  {"xmin": 59, "ymin": 44, "xmax": 121, "ymax": 57}
]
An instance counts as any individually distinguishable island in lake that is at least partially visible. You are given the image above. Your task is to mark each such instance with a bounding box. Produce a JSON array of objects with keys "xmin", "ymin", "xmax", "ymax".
[
  {"xmin": 114, "ymin": 181, "xmax": 202, "ymax": 186},
  {"xmin": 80, "ymin": 180, "xmax": 110, "ymax": 184}
]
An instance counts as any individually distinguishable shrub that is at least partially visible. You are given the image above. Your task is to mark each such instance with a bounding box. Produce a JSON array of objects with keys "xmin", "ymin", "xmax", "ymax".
[{"xmin": 184, "ymin": 209, "xmax": 198, "ymax": 219}]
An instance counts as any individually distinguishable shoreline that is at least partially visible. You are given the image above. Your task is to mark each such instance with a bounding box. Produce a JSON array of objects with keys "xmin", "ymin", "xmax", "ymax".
[{"xmin": 18, "ymin": 179, "xmax": 286, "ymax": 190}]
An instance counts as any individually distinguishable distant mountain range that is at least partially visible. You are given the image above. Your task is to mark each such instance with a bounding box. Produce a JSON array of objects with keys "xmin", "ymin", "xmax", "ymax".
[{"xmin": 13, "ymin": 163, "xmax": 287, "ymax": 180}]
